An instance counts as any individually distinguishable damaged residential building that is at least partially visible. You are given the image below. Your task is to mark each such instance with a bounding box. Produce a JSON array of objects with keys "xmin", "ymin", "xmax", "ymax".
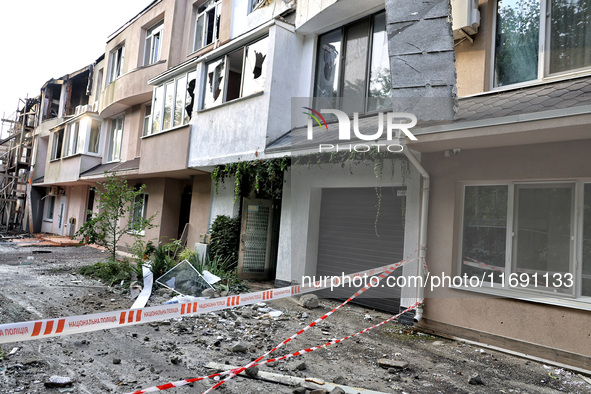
[{"xmin": 14, "ymin": 0, "xmax": 591, "ymax": 374}]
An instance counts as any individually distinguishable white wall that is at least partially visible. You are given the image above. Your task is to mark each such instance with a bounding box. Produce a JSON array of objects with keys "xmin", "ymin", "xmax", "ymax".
[
  {"xmin": 275, "ymin": 158, "xmax": 421, "ymax": 289},
  {"xmin": 188, "ymin": 24, "xmax": 303, "ymax": 167},
  {"xmin": 208, "ymin": 177, "xmax": 240, "ymax": 228}
]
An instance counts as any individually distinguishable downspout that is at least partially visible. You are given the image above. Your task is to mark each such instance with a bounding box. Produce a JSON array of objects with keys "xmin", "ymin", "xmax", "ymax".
[{"xmin": 400, "ymin": 138, "xmax": 429, "ymax": 322}]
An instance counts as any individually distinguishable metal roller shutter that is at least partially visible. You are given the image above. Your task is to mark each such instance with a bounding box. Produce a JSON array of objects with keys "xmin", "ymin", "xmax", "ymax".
[{"xmin": 316, "ymin": 187, "xmax": 405, "ymax": 313}]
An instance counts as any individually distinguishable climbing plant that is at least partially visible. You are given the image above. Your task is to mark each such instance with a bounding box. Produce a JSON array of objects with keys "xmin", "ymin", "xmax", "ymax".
[
  {"xmin": 211, "ymin": 151, "xmax": 410, "ymax": 234},
  {"xmin": 211, "ymin": 157, "xmax": 290, "ymax": 201}
]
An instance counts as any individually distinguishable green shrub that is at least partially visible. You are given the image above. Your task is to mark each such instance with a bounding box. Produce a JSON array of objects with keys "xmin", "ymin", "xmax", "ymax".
[
  {"xmin": 209, "ymin": 215, "xmax": 240, "ymax": 267},
  {"xmin": 150, "ymin": 244, "xmax": 175, "ymax": 279},
  {"xmin": 79, "ymin": 259, "xmax": 134, "ymax": 286}
]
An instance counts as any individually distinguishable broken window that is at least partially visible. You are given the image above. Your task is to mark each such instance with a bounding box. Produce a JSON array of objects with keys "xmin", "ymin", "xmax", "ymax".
[
  {"xmin": 108, "ymin": 45, "xmax": 125, "ymax": 83},
  {"xmin": 43, "ymin": 84, "xmax": 62, "ymax": 121},
  {"xmin": 88, "ymin": 120, "xmax": 101, "ymax": 154},
  {"xmin": 145, "ymin": 20, "xmax": 164, "ymax": 66},
  {"xmin": 314, "ymin": 11, "xmax": 390, "ymax": 115},
  {"xmin": 95, "ymin": 69, "xmax": 104, "ymax": 104},
  {"xmin": 108, "ymin": 116, "xmax": 124, "ymax": 162},
  {"xmin": 250, "ymin": 0, "xmax": 266, "ymax": 13},
  {"xmin": 194, "ymin": 0, "xmax": 221, "ymax": 52},
  {"xmin": 51, "ymin": 129, "xmax": 64, "ymax": 160},
  {"xmin": 149, "ymin": 71, "xmax": 196, "ymax": 135},
  {"xmin": 202, "ymin": 36, "xmax": 269, "ymax": 109}
]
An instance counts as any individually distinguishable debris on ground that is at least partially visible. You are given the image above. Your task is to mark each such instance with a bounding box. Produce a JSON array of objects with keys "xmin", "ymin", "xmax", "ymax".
[{"xmin": 0, "ymin": 243, "xmax": 590, "ymax": 393}]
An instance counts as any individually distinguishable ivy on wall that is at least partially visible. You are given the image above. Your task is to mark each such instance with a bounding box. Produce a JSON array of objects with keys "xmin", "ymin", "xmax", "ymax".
[{"xmin": 210, "ymin": 151, "xmax": 410, "ymax": 234}]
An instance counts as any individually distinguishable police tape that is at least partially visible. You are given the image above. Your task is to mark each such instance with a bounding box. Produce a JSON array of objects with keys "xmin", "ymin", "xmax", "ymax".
[
  {"xmin": 0, "ymin": 252, "xmax": 419, "ymax": 344},
  {"xmin": 128, "ymin": 301, "xmax": 422, "ymax": 394},
  {"xmin": 128, "ymin": 254, "xmax": 423, "ymax": 394}
]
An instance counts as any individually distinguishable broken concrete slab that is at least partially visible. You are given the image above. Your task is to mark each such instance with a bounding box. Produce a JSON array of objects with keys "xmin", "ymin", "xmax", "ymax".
[
  {"xmin": 378, "ymin": 359, "xmax": 409, "ymax": 369},
  {"xmin": 300, "ymin": 294, "xmax": 319, "ymax": 309}
]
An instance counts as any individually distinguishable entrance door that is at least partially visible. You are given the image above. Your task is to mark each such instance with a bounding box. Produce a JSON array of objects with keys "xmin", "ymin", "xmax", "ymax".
[
  {"xmin": 57, "ymin": 196, "xmax": 67, "ymax": 235},
  {"xmin": 237, "ymin": 199, "xmax": 280, "ymax": 279}
]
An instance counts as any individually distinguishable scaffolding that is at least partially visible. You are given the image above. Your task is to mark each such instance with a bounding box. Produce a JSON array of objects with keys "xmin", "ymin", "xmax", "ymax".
[{"xmin": 0, "ymin": 96, "xmax": 38, "ymax": 233}]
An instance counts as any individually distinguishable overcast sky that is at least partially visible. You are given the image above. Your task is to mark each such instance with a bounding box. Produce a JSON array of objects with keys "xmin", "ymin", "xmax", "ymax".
[{"xmin": 0, "ymin": 0, "xmax": 154, "ymax": 137}]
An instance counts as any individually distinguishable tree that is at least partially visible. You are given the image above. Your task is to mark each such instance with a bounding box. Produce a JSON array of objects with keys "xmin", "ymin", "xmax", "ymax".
[{"xmin": 76, "ymin": 174, "xmax": 156, "ymax": 261}]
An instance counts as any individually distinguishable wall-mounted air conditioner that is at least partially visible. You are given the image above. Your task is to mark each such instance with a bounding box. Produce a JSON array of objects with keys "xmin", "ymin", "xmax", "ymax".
[
  {"xmin": 451, "ymin": 0, "xmax": 480, "ymax": 40},
  {"xmin": 75, "ymin": 104, "xmax": 90, "ymax": 115}
]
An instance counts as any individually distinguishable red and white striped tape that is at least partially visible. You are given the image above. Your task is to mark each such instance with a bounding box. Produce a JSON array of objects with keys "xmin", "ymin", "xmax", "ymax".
[
  {"xmin": 127, "ymin": 301, "xmax": 422, "ymax": 394},
  {"xmin": 0, "ymin": 252, "xmax": 418, "ymax": 344},
  {"xmin": 128, "ymin": 253, "xmax": 422, "ymax": 394}
]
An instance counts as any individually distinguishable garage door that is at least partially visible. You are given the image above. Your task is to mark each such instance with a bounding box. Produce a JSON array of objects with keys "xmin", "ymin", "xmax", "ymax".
[{"xmin": 316, "ymin": 187, "xmax": 405, "ymax": 313}]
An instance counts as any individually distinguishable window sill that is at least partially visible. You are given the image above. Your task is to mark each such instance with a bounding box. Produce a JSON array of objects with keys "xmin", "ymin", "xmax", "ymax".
[
  {"xmin": 471, "ymin": 69, "xmax": 591, "ymax": 98},
  {"xmin": 452, "ymin": 284, "xmax": 591, "ymax": 312},
  {"xmin": 141, "ymin": 123, "xmax": 189, "ymax": 139},
  {"xmin": 127, "ymin": 230, "xmax": 146, "ymax": 236},
  {"xmin": 49, "ymin": 158, "xmax": 62, "ymax": 162},
  {"xmin": 198, "ymin": 90, "xmax": 265, "ymax": 113}
]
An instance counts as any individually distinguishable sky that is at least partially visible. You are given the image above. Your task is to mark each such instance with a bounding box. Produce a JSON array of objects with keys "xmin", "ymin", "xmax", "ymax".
[{"xmin": 0, "ymin": 0, "xmax": 155, "ymax": 138}]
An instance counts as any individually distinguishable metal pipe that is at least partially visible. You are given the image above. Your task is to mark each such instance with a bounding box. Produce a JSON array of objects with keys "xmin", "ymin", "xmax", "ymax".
[{"xmin": 400, "ymin": 139, "xmax": 430, "ymax": 322}]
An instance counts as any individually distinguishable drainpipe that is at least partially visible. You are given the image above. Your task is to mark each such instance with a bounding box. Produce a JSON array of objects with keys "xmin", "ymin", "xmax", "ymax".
[{"xmin": 400, "ymin": 138, "xmax": 429, "ymax": 322}]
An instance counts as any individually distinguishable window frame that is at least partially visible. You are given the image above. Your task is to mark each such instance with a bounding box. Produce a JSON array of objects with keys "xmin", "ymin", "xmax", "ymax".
[
  {"xmin": 64, "ymin": 121, "xmax": 80, "ymax": 157},
  {"xmin": 193, "ymin": 0, "xmax": 221, "ymax": 52},
  {"xmin": 200, "ymin": 35, "xmax": 269, "ymax": 110},
  {"xmin": 147, "ymin": 70, "xmax": 197, "ymax": 136},
  {"xmin": 108, "ymin": 44, "xmax": 125, "ymax": 84},
  {"xmin": 107, "ymin": 116, "xmax": 124, "ymax": 162},
  {"xmin": 50, "ymin": 129, "xmax": 65, "ymax": 160},
  {"xmin": 129, "ymin": 193, "xmax": 149, "ymax": 235},
  {"xmin": 313, "ymin": 10, "xmax": 391, "ymax": 115},
  {"xmin": 491, "ymin": 0, "xmax": 591, "ymax": 90},
  {"xmin": 144, "ymin": 20, "xmax": 164, "ymax": 66},
  {"xmin": 44, "ymin": 195, "xmax": 56, "ymax": 222},
  {"xmin": 458, "ymin": 180, "xmax": 591, "ymax": 306}
]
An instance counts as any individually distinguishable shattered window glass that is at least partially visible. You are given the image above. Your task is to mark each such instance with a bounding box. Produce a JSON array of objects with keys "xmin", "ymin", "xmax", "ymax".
[
  {"xmin": 241, "ymin": 36, "xmax": 269, "ymax": 97},
  {"xmin": 155, "ymin": 260, "xmax": 214, "ymax": 296},
  {"xmin": 203, "ymin": 58, "xmax": 225, "ymax": 109},
  {"xmin": 185, "ymin": 71, "xmax": 197, "ymax": 122}
]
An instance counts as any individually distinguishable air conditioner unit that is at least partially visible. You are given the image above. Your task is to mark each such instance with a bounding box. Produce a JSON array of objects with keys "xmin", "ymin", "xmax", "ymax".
[{"xmin": 451, "ymin": 0, "xmax": 480, "ymax": 40}]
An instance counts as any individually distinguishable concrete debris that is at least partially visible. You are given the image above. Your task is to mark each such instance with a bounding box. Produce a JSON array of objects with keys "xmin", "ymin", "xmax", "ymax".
[
  {"xmin": 231, "ymin": 342, "xmax": 249, "ymax": 353},
  {"xmin": 468, "ymin": 374, "xmax": 485, "ymax": 385},
  {"xmin": 295, "ymin": 362, "xmax": 307, "ymax": 371},
  {"xmin": 245, "ymin": 366, "xmax": 259, "ymax": 377},
  {"xmin": 378, "ymin": 359, "xmax": 409, "ymax": 369},
  {"xmin": 300, "ymin": 294, "xmax": 319, "ymax": 309},
  {"xmin": 44, "ymin": 376, "xmax": 73, "ymax": 388},
  {"xmin": 330, "ymin": 388, "xmax": 346, "ymax": 394}
]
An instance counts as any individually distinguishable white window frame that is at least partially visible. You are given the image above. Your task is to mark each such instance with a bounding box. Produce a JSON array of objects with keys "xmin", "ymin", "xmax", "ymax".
[
  {"xmin": 458, "ymin": 180, "xmax": 591, "ymax": 308},
  {"xmin": 143, "ymin": 104, "xmax": 152, "ymax": 136},
  {"xmin": 147, "ymin": 70, "xmax": 197, "ymax": 136},
  {"xmin": 51, "ymin": 129, "xmax": 64, "ymax": 160},
  {"xmin": 491, "ymin": 0, "xmax": 591, "ymax": 90},
  {"xmin": 44, "ymin": 195, "xmax": 56, "ymax": 222},
  {"xmin": 88, "ymin": 119, "xmax": 102, "ymax": 155},
  {"xmin": 108, "ymin": 44, "xmax": 125, "ymax": 84},
  {"xmin": 64, "ymin": 121, "xmax": 80, "ymax": 157},
  {"xmin": 144, "ymin": 20, "xmax": 164, "ymax": 66},
  {"xmin": 129, "ymin": 193, "xmax": 149, "ymax": 235},
  {"xmin": 107, "ymin": 116, "xmax": 124, "ymax": 162},
  {"xmin": 193, "ymin": 0, "xmax": 221, "ymax": 52},
  {"xmin": 201, "ymin": 36, "xmax": 269, "ymax": 110}
]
